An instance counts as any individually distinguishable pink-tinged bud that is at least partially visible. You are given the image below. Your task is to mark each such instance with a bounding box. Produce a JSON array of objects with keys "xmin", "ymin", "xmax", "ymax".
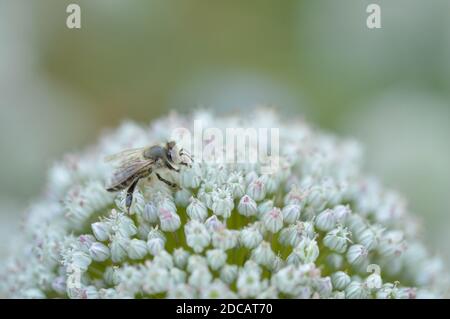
[
  {"xmin": 263, "ymin": 207, "xmax": 283, "ymax": 233},
  {"xmin": 238, "ymin": 195, "xmax": 257, "ymax": 217},
  {"xmin": 246, "ymin": 177, "xmax": 266, "ymax": 201},
  {"xmin": 158, "ymin": 208, "xmax": 181, "ymax": 232}
]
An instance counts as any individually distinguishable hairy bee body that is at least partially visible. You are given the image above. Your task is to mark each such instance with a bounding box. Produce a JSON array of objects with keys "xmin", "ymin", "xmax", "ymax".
[{"xmin": 105, "ymin": 142, "xmax": 192, "ymax": 212}]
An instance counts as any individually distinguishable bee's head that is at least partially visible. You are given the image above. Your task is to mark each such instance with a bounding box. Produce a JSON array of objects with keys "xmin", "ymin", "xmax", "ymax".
[{"xmin": 166, "ymin": 141, "xmax": 193, "ymax": 167}]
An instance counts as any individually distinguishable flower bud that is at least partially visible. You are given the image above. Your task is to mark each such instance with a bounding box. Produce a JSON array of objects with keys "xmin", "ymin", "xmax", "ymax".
[
  {"xmin": 180, "ymin": 164, "xmax": 202, "ymax": 189},
  {"xmin": 345, "ymin": 281, "xmax": 369, "ymax": 299},
  {"xmin": 130, "ymin": 191, "xmax": 145, "ymax": 216},
  {"xmin": 346, "ymin": 244, "xmax": 368, "ymax": 266},
  {"xmin": 284, "ymin": 185, "xmax": 304, "ymax": 205},
  {"xmin": 334, "ymin": 205, "xmax": 351, "ymax": 222},
  {"xmin": 91, "ymin": 222, "xmax": 111, "ymax": 241},
  {"xmin": 323, "ymin": 226, "xmax": 351, "ymax": 253},
  {"xmin": 257, "ymin": 200, "xmax": 274, "ymax": 217},
  {"xmin": 158, "ymin": 208, "xmax": 181, "ymax": 232},
  {"xmin": 237, "ymin": 195, "xmax": 257, "ymax": 217},
  {"xmin": 279, "ymin": 221, "xmax": 315, "ymax": 247},
  {"xmin": 322, "ymin": 178, "xmax": 342, "ymax": 206},
  {"xmin": 357, "ymin": 226, "xmax": 381, "ymax": 251},
  {"xmin": 198, "ymin": 181, "xmax": 216, "ymax": 209},
  {"xmin": 239, "ymin": 225, "xmax": 263, "ymax": 249},
  {"xmin": 212, "ymin": 229, "xmax": 238, "ymax": 250},
  {"xmin": 245, "ymin": 170, "xmax": 258, "ymax": 184},
  {"xmin": 127, "ymin": 239, "xmax": 148, "ymax": 260},
  {"xmin": 260, "ymin": 174, "xmax": 278, "ymax": 195},
  {"xmin": 315, "ymin": 209, "xmax": 336, "ymax": 232},
  {"xmin": 288, "ymin": 237, "xmax": 319, "ymax": 265},
  {"xmin": 305, "ymin": 185, "xmax": 327, "ymax": 211},
  {"xmin": 116, "ymin": 214, "xmax": 137, "ymax": 237},
  {"xmin": 378, "ymin": 230, "xmax": 406, "ymax": 258},
  {"xmin": 173, "ymin": 248, "xmax": 190, "ymax": 269},
  {"xmin": 78, "ymin": 235, "xmax": 96, "ymax": 252},
  {"xmin": 278, "ymin": 225, "xmax": 297, "ymax": 247},
  {"xmin": 271, "ymin": 256, "xmax": 285, "ymax": 272},
  {"xmin": 262, "ymin": 207, "xmax": 283, "ymax": 233},
  {"xmin": 366, "ymin": 272, "xmax": 382, "ymax": 290},
  {"xmin": 89, "ymin": 242, "xmax": 110, "ymax": 262},
  {"xmin": 227, "ymin": 172, "xmax": 245, "ymax": 198},
  {"xmin": 142, "ymin": 202, "xmax": 158, "ymax": 223},
  {"xmin": 158, "ymin": 195, "xmax": 177, "ymax": 212},
  {"xmin": 220, "ymin": 264, "xmax": 238, "ymax": 284},
  {"xmin": 236, "ymin": 268, "xmax": 262, "ymax": 298},
  {"xmin": 175, "ymin": 188, "xmax": 191, "ymax": 207},
  {"xmin": 170, "ymin": 268, "xmax": 187, "ymax": 285},
  {"xmin": 153, "ymin": 250, "xmax": 174, "ymax": 269},
  {"xmin": 246, "ymin": 177, "xmax": 266, "ymax": 201},
  {"xmin": 206, "ymin": 249, "xmax": 227, "ymax": 270},
  {"xmin": 71, "ymin": 250, "xmax": 92, "ymax": 271},
  {"xmin": 211, "ymin": 189, "xmax": 233, "ymax": 219},
  {"xmin": 186, "ymin": 197, "xmax": 208, "ymax": 222},
  {"xmin": 104, "ymin": 266, "xmax": 120, "ymax": 286},
  {"xmin": 314, "ymin": 277, "xmax": 332, "ymax": 298},
  {"xmin": 204, "ymin": 215, "xmax": 224, "ymax": 232},
  {"xmin": 346, "ymin": 214, "xmax": 367, "ymax": 239},
  {"xmin": 187, "ymin": 255, "xmax": 208, "ymax": 273},
  {"xmin": 331, "ymin": 271, "xmax": 351, "ymax": 290},
  {"xmin": 188, "ymin": 266, "xmax": 212, "ymax": 289},
  {"xmin": 243, "ymin": 260, "xmax": 262, "ymax": 274},
  {"xmin": 185, "ymin": 220, "xmax": 211, "ymax": 253},
  {"xmin": 326, "ymin": 253, "xmax": 344, "ymax": 270},
  {"xmin": 272, "ymin": 265, "xmax": 300, "ymax": 296},
  {"xmin": 251, "ymin": 241, "xmax": 276, "ymax": 267},
  {"xmin": 281, "ymin": 204, "xmax": 301, "ymax": 224},
  {"xmin": 147, "ymin": 237, "xmax": 165, "ymax": 256},
  {"xmin": 109, "ymin": 236, "xmax": 128, "ymax": 263},
  {"xmin": 143, "ymin": 265, "xmax": 170, "ymax": 294}
]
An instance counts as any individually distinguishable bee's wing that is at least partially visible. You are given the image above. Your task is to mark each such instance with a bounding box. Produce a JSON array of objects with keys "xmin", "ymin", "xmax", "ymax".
[
  {"xmin": 104, "ymin": 147, "xmax": 147, "ymax": 164},
  {"xmin": 105, "ymin": 148, "xmax": 154, "ymax": 190}
]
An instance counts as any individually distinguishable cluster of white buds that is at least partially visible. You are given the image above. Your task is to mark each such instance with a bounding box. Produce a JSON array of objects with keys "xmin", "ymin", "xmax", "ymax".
[{"xmin": 0, "ymin": 109, "xmax": 448, "ymax": 298}]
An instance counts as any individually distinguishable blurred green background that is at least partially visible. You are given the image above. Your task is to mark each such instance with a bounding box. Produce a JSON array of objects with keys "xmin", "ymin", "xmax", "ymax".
[{"xmin": 0, "ymin": 0, "xmax": 449, "ymax": 262}]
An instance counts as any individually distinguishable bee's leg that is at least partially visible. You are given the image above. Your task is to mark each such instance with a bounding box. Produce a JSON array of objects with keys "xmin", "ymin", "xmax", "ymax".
[
  {"xmin": 180, "ymin": 148, "xmax": 193, "ymax": 161},
  {"xmin": 156, "ymin": 173, "xmax": 180, "ymax": 189},
  {"xmin": 164, "ymin": 159, "xmax": 180, "ymax": 173},
  {"xmin": 125, "ymin": 179, "xmax": 139, "ymax": 213}
]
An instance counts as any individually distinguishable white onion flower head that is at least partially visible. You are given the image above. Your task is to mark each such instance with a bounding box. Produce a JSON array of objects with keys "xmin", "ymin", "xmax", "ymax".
[{"xmin": 0, "ymin": 109, "xmax": 448, "ymax": 299}]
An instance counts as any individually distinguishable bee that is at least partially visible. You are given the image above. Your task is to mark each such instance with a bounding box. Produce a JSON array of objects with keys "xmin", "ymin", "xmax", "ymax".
[{"xmin": 105, "ymin": 141, "xmax": 192, "ymax": 213}]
